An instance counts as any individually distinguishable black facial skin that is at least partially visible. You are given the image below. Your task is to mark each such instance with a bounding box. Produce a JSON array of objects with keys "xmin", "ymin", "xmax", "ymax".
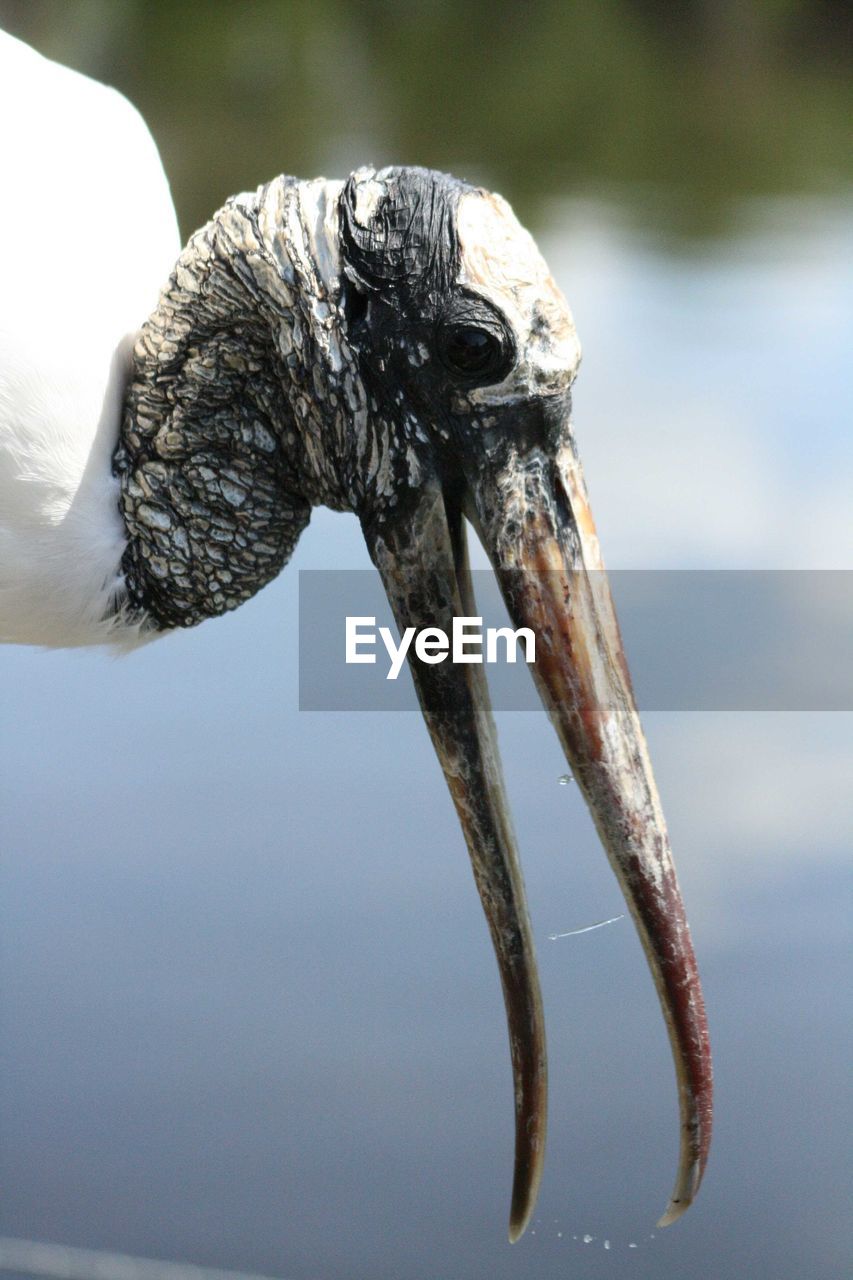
[
  {"xmin": 340, "ymin": 167, "xmax": 516, "ymax": 414},
  {"xmin": 337, "ymin": 167, "xmax": 563, "ymax": 525},
  {"xmin": 344, "ymin": 281, "xmax": 516, "ymax": 427},
  {"xmin": 339, "ymin": 168, "xmax": 579, "ymax": 575}
]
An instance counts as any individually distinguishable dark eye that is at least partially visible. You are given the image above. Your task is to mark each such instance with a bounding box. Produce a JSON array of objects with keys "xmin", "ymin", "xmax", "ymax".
[{"xmin": 440, "ymin": 325, "xmax": 503, "ymax": 379}]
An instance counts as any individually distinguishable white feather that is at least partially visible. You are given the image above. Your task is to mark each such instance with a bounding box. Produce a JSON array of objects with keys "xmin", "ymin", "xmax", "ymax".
[{"xmin": 0, "ymin": 31, "xmax": 181, "ymax": 646}]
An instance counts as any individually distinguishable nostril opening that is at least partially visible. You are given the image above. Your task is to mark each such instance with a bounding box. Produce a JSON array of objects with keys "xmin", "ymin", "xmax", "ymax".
[{"xmin": 342, "ymin": 280, "xmax": 369, "ymax": 328}]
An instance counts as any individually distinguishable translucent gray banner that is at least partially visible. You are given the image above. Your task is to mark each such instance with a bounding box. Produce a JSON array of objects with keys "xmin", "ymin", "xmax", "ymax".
[{"xmin": 298, "ymin": 570, "xmax": 853, "ymax": 711}]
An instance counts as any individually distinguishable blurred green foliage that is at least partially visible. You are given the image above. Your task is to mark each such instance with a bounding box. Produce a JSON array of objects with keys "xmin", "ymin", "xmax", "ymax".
[{"xmin": 1, "ymin": 0, "xmax": 850, "ymax": 240}]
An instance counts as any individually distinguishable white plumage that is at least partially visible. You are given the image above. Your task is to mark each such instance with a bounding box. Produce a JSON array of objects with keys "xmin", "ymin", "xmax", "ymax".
[{"xmin": 0, "ymin": 31, "xmax": 180, "ymax": 646}]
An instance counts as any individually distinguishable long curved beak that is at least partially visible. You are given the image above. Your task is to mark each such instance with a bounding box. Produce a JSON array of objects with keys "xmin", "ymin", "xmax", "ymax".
[
  {"xmin": 469, "ymin": 435, "xmax": 713, "ymax": 1231},
  {"xmin": 363, "ymin": 483, "xmax": 547, "ymax": 1242},
  {"xmin": 361, "ymin": 424, "xmax": 712, "ymax": 1240}
]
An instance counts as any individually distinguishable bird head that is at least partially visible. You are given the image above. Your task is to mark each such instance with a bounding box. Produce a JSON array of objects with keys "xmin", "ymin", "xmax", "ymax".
[{"xmin": 118, "ymin": 165, "xmax": 712, "ymax": 1240}]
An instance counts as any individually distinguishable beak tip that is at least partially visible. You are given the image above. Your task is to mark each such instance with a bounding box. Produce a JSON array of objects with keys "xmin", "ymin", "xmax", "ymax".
[
  {"xmin": 507, "ymin": 1172, "xmax": 540, "ymax": 1244},
  {"xmin": 657, "ymin": 1200, "xmax": 687, "ymax": 1229},
  {"xmin": 656, "ymin": 1151, "xmax": 707, "ymax": 1228},
  {"xmin": 507, "ymin": 1217, "xmax": 527, "ymax": 1245}
]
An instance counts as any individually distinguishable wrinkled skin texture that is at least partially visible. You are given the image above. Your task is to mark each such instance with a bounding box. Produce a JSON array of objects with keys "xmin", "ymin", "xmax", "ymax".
[{"xmin": 114, "ymin": 167, "xmax": 711, "ymax": 1240}]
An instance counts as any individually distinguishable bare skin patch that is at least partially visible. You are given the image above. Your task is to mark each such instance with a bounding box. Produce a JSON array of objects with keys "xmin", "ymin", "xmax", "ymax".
[{"xmin": 456, "ymin": 191, "xmax": 581, "ymax": 404}]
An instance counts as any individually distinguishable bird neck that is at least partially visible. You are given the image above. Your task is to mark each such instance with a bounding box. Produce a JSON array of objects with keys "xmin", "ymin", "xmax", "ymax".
[{"xmin": 114, "ymin": 176, "xmax": 359, "ymax": 631}]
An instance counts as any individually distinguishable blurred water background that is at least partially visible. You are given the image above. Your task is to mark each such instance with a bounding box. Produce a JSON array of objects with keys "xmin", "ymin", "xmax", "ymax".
[{"xmin": 0, "ymin": 3, "xmax": 850, "ymax": 1278}]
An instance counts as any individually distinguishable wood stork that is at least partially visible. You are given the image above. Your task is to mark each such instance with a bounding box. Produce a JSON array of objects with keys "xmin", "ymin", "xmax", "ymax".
[{"xmin": 0, "ymin": 30, "xmax": 712, "ymax": 1241}]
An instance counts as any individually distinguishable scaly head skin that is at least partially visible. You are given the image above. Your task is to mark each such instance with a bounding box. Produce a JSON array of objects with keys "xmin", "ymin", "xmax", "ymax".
[{"xmin": 115, "ymin": 166, "xmax": 712, "ymax": 1239}]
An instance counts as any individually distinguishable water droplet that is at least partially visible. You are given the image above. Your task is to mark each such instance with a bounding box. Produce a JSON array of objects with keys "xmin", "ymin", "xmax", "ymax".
[
  {"xmin": 557, "ymin": 1232, "xmax": 562, "ymax": 1238},
  {"xmin": 582, "ymin": 1234, "xmax": 594, "ymax": 1244},
  {"xmin": 558, "ymin": 773, "xmax": 573, "ymax": 785},
  {"xmin": 604, "ymin": 1239, "xmax": 611, "ymax": 1250}
]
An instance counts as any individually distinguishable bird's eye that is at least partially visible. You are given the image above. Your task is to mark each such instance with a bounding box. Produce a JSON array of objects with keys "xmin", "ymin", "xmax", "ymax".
[{"xmin": 440, "ymin": 325, "xmax": 503, "ymax": 380}]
